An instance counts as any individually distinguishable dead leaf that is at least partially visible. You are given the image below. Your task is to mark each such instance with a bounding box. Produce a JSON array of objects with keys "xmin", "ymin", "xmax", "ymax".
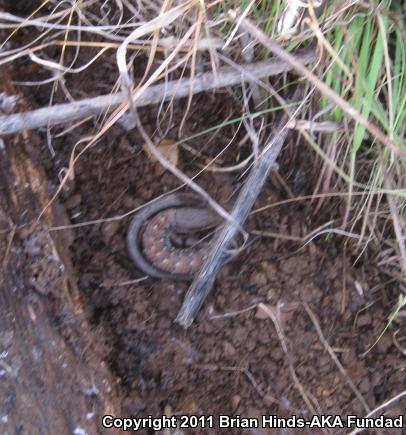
[{"xmin": 143, "ymin": 138, "xmax": 179, "ymax": 168}]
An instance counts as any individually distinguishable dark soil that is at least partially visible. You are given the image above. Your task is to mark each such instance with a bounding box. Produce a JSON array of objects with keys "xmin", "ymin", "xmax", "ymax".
[
  {"xmin": 34, "ymin": 101, "xmax": 405, "ymax": 434},
  {"xmin": 3, "ymin": 1, "xmax": 405, "ymax": 432}
]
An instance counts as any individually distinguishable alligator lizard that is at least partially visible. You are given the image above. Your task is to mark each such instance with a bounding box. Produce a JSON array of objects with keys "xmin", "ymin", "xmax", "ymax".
[{"xmin": 127, "ymin": 193, "xmax": 221, "ymax": 280}]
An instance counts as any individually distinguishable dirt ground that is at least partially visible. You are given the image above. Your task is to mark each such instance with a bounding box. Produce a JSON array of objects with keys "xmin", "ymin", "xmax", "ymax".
[
  {"xmin": 30, "ymin": 100, "xmax": 405, "ymax": 434},
  {"xmin": 3, "ymin": 2, "xmax": 406, "ymax": 433}
]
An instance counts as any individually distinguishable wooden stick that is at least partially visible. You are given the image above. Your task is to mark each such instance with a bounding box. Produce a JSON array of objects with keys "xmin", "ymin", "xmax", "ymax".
[
  {"xmin": 175, "ymin": 87, "xmax": 304, "ymax": 328},
  {"xmin": 0, "ymin": 49, "xmax": 317, "ymax": 136}
]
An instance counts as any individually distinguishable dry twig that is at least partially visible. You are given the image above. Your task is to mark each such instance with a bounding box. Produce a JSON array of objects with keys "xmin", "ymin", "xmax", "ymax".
[
  {"xmin": 176, "ymin": 86, "xmax": 305, "ymax": 327},
  {"xmin": 0, "ymin": 49, "xmax": 317, "ymax": 136}
]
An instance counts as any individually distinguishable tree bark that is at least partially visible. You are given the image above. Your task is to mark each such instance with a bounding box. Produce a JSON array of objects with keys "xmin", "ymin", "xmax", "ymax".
[{"xmin": 0, "ymin": 67, "xmax": 120, "ymax": 434}]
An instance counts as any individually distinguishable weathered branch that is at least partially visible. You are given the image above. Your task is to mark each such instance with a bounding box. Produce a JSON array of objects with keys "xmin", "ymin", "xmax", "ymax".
[
  {"xmin": 0, "ymin": 70, "xmax": 120, "ymax": 433},
  {"xmin": 175, "ymin": 87, "xmax": 304, "ymax": 328},
  {"xmin": 0, "ymin": 48, "xmax": 317, "ymax": 136}
]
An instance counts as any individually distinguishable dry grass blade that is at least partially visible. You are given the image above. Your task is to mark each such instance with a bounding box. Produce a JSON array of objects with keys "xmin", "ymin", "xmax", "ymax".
[
  {"xmin": 116, "ymin": 0, "xmax": 197, "ymax": 97},
  {"xmin": 384, "ymin": 176, "xmax": 406, "ymax": 277},
  {"xmin": 348, "ymin": 390, "xmax": 406, "ymax": 435},
  {"xmin": 256, "ymin": 303, "xmax": 322, "ymax": 424},
  {"xmin": 230, "ymin": 12, "xmax": 406, "ymax": 158},
  {"xmin": 303, "ymin": 303, "xmax": 370, "ymax": 413}
]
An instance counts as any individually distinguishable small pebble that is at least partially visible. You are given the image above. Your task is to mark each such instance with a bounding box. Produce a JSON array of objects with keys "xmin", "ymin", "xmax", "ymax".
[
  {"xmin": 102, "ymin": 220, "xmax": 120, "ymax": 243},
  {"xmin": 64, "ymin": 193, "xmax": 82, "ymax": 209},
  {"xmin": 231, "ymin": 395, "xmax": 241, "ymax": 409},
  {"xmin": 357, "ymin": 312, "xmax": 372, "ymax": 328},
  {"xmin": 250, "ymin": 271, "xmax": 267, "ymax": 288},
  {"xmin": 223, "ymin": 341, "xmax": 236, "ymax": 357}
]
